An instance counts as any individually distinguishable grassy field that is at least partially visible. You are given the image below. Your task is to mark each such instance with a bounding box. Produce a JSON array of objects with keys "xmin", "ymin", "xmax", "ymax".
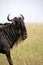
[{"xmin": 0, "ymin": 23, "xmax": 43, "ymax": 65}]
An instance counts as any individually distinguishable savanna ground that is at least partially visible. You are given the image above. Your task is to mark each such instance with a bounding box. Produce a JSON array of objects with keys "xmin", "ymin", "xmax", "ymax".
[{"xmin": 0, "ymin": 23, "xmax": 43, "ymax": 65}]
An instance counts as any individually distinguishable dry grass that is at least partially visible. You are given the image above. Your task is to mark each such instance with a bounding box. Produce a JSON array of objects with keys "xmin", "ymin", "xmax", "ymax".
[{"xmin": 0, "ymin": 23, "xmax": 43, "ymax": 65}]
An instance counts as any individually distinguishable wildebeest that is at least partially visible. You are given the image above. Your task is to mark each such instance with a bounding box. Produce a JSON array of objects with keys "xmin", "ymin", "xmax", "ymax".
[{"xmin": 0, "ymin": 14, "xmax": 27, "ymax": 65}]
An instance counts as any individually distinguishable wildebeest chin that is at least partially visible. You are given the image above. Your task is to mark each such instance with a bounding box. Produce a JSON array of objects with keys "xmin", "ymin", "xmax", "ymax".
[{"xmin": 0, "ymin": 14, "xmax": 27, "ymax": 65}]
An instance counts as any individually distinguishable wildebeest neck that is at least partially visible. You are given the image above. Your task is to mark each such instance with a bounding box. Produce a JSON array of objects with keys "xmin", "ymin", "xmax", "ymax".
[{"xmin": 0, "ymin": 23, "xmax": 20, "ymax": 48}]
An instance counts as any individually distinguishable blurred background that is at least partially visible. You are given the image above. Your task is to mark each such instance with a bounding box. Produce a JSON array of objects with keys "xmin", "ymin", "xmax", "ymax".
[
  {"xmin": 0, "ymin": 0, "xmax": 43, "ymax": 23},
  {"xmin": 0, "ymin": 0, "xmax": 43, "ymax": 65}
]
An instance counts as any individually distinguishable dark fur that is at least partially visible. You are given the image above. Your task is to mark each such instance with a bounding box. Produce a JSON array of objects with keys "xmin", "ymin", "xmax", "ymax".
[{"xmin": 0, "ymin": 14, "xmax": 27, "ymax": 65}]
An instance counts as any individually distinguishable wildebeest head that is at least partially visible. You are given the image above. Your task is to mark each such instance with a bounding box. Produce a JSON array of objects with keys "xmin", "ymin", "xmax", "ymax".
[{"xmin": 7, "ymin": 14, "xmax": 27, "ymax": 40}]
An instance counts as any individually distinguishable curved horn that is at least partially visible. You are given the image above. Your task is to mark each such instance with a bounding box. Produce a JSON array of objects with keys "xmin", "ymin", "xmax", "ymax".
[
  {"xmin": 7, "ymin": 14, "xmax": 12, "ymax": 21},
  {"xmin": 20, "ymin": 14, "xmax": 24, "ymax": 20}
]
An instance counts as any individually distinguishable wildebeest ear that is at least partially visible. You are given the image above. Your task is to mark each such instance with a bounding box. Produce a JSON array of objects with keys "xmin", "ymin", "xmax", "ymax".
[
  {"xmin": 12, "ymin": 17, "xmax": 18, "ymax": 24},
  {"xmin": 12, "ymin": 17, "xmax": 17, "ymax": 22},
  {"xmin": 17, "ymin": 14, "xmax": 24, "ymax": 23}
]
